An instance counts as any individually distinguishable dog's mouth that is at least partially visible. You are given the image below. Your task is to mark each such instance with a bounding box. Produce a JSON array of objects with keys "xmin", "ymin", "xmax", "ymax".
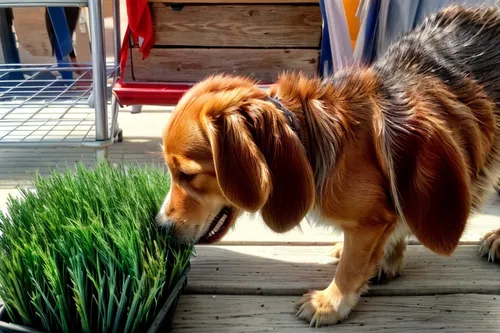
[{"xmin": 199, "ymin": 207, "xmax": 236, "ymax": 244}]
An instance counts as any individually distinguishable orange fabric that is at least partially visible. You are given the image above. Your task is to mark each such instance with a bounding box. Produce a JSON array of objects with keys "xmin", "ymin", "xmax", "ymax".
[{"xmin": 343, "ymin": 0, "xmax": 361, "ymax": 49}]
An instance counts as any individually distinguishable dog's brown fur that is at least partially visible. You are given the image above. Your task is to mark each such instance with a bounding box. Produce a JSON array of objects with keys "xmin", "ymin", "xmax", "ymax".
[{"xmin": 158, "ymin": 5, "xmax": 500, "ymax": 326}]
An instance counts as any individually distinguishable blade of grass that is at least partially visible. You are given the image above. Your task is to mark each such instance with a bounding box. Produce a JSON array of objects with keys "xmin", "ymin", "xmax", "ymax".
[{"xmin": 0, "ymin": 162, "xmax": 193, "ymax": 333}]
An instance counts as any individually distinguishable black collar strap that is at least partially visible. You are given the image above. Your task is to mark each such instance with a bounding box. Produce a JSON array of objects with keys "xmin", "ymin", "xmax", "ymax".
[{"xmin": 265, "ymin": 96, "xmax": 302, "ymax": 141}]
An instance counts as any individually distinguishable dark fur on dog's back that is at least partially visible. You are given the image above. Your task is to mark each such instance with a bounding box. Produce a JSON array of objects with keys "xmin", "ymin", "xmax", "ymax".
[
  {"xmin": 369, "ymin": 5, "xmax": 500, "ymax": 253},
  {"xmin": 376, "ymin": 5, "xmax": 500, "ymax": 103}
]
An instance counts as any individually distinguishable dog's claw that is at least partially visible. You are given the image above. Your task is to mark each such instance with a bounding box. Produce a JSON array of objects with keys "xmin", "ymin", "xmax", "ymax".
[
  {"xmin": 479, "ymin": 240, "xmax": 489, "ymax": 258},
  {"xmin": 309, "ymin": 315, "xmax": 316, "ymax": 328},
  {"xmin": 296, "ymin": 290, "xmax": 345, "ymax": 327},
  {"xmin": 488, "ymin": 249, "xmax": 496, "ymax": 263},
  {"xmin": 478, "ymin": 230, "xmax": 500, "ymax": 263},
  {"xmin": 296, "ymin": 302, "xmax": 307, "ymax": 318}
]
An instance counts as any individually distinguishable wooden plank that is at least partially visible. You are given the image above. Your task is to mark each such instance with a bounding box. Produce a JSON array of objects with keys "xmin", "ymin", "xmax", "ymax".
[
  {"xmin": 218, "ymin": 189, "xmax": 500, "ymax": 245},
  {"xmin": 172, "ymin": 294, "xmax": 500, "ymax": 332},
  {"xmin": 122, "ymin": 45, "xmax": 135, "ymax": 82},
  {"xmin": 219, "ymin": 194, "xmax": 500, "ymax": 244},
  {"xmin": 129, "ymin": 48, "xmax": 319, "ymax": 82},
  {"xmin": 0, "ymin": 108, "xmax": 499, "ymax": 242},
  {"xmin": 151, "ymin": 4, "xmax": 322, "ymax": 48},
  {"xmin": 186, "ymin": 245, "xmax": 500, "ymax": 296},
  {"xmin": 12, "ymin": 8, "xmax": 53, "ymax": 58},
  {"xmin": 150, "ymin": 0, "xmax": 319, "ymax": 3}
]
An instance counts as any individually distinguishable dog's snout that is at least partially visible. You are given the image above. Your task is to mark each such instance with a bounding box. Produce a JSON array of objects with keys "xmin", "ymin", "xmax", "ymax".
[
  {"xmin": 159, "ymin": 190, "xmax": 173, "ymax": 214},
  {"xmin": 165, "ymin": 205, "xmax": 175, "ymax": 216},
  {"xmin": 155, "ymin": 209, "xmax": 170, "ymax": 226},
  {"xmin": 157, "ymin": 192, "xmax": 172, "ymax": 226}
]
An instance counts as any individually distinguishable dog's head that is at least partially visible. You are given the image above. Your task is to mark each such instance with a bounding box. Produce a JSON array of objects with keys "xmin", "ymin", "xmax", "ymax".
[{"xmin": 157, "ymin": 75, "xmax": 315, "ymax": 244}]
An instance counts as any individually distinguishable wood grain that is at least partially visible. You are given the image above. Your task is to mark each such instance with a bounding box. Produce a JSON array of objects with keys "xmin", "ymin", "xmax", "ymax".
[
  {"xmin": 172, "ymin": 294, "xmax": 500, "ymax": 332},
  {"xmin": 12, "ymin": 8, "xmax": 52, "ymax": 57},
  {"xmin": 128, "ymin": 48, "xmax": 319, "ymax": 82},
  {"xmin": 219, "ymin": 192, "xmax": 500, "ymax": 244},
  {"xmin": 186, "ymin": 245, "xmax": 500, "ymax": 296},
  {"xmin": 1, "ymin": 108, "xmax": 498, "ymax": 243},
  {"xmin": 122, "ymin": 46, "xmax": 135, "ymax": 82},
  {"xmin": 151, "ymin": 4, "xmax": 322, "ymax": 48}
]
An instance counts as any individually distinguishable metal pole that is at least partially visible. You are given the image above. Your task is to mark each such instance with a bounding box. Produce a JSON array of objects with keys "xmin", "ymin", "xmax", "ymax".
[
  {"xmin": 112, "ymin": 0, "xmax": 120, "ymax": 75},
  {"xmin": 88, "ymin": 0, "xmax": 108, "ymax": 142},
  {"xmin": 88, "ymin": 0, "xmax": 109, "ymax": 161},
  {"xmin": 110, "ymin": 0, "xmax": 122, "ymax": 141}
]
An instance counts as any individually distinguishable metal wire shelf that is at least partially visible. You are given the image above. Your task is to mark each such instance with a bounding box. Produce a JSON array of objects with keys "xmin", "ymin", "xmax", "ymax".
[
  {"xmin": 0, "ymin": 0, "xmax": 87, "ymax": 6},
  {"xmin": 0, "ymin": 63, "xmax": 119, "ymax": 147}
]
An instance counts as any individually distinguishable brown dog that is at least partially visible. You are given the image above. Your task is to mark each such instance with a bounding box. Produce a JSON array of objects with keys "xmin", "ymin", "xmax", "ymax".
[{"xmin": 157, "ymin": 5, "xmax": 500, "ymax": 327}]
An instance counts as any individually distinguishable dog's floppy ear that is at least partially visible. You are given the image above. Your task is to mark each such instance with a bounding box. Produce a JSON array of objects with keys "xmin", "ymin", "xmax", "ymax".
[
  {"xmin": 243, "ymin": 99, "xmax": 315, "ymax": 233},
  {"xmin": 392, "ymin": 121, "xmax": 471, "ymax": 256},
  {"xmin": 202, "ymin": 91, "xmax": 315, "ymax": 233},
  {"xmin": 202, "ymin": 105, "xmax": 271, "ymax": 212},
  {"xmin": 252, "ymin": 102, "xmax": 315, "ymax": 232}
]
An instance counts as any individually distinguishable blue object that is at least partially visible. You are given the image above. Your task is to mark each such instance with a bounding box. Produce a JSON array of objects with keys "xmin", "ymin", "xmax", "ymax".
[
  {"xmin": 356, "ymin": 0, "xmax": 500, "ymax": 64},
  {"xmin": 361, "ymin": 0, "xmax": 381, "ymax": 64},
  {"xmin": 47, "ymin": 7, "xmax": 74, "ymax": 80},
  {"xmin": 319, "ymin": 0, "xmax": 333, "ymax": 78}
]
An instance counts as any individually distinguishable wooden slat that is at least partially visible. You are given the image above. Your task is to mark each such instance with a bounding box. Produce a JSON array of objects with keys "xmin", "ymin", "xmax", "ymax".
[
  {"xmin": 172, "ymin": 294, "xmax": 500, "ymax": 332},
  {"xmin": 186, "ymin": 245, "xmax": 500, "ymax": 296},
  {"xmin": 219, "ymin": 192, "xmax": 500, "ymax": 244},
  {"xmin": 150, "ymin": 0, "xmax": 319, "ymax": 3},
  {"xmin": 1, "ymin": 109, "xmax": 499, "ymax": 243},
  {"xmin": 127, "ymin": 48, "xmax": 319, "ymax": 83},
  {"xmin": 151, "ymin": 4, "xmax": 322, "ymax": 48},
  {"xmin": 12, "ymin": 8, "xmax": 53, "ymax": 57},
  {"xmin": 122, "ymin": 44, "xmax": 135, "ymax": 83}
]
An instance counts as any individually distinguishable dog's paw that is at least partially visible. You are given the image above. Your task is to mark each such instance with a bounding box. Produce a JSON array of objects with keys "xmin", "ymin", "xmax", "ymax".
[
  {"xmin": 374, "ymin": 255, "xmax": 405, "ymax": 284},
  {"xmin": 329, "ymin": 243, "xmax": 343, "ymax": 259},
  {"xmin": 495, "ymin": 179, "xmax": 500, "ymax": 196},
  {"xmin": 479, "ymin": 229, "xmax": 500, "ymax": 262},
  {"xmin": 371, "ymin": 239, "xmax": 407, "ymax": 284},
  {"xmin": 295, "ymin": 288, "xmax": 359, "ymax": 327}
]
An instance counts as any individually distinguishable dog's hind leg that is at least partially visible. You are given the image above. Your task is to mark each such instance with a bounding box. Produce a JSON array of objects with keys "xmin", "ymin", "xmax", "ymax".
[
  {"xmin": 494, "ymin": 178, "xmax": 500, "ymax": 195},
  {"xmin": 375, "ymin": 237, "xmax": 407, "ymax": 283},
  {"xmin": 329, "ymin": 242, "xmax": 344, "ymax": 261}
]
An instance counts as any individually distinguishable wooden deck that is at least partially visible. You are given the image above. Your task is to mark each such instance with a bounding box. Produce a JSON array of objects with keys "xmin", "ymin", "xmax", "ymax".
[
  {"xmin": 173, "ymin": 245, "xmax": 500, "ymax": 332},
  {"xmin": 1, "ymin": 107, "xmax": 499, "ymax": 332}
]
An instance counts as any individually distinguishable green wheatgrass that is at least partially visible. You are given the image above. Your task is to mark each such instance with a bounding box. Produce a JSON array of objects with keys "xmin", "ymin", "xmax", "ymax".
[{"xmin": 0, "ymin": 162, "xmax": 193, "ymax": 333}]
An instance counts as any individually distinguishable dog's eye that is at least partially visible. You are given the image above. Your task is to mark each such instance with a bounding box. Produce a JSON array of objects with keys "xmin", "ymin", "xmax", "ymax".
[{"xmin": 180, "ymin": 172, "xmax": 195, "ymax": 182}]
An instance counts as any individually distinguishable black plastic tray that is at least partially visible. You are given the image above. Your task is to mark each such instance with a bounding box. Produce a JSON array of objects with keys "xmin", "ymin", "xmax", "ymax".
[{"xmin": 0, "ymin": 264, "xmax": 190, "ymax": 333}]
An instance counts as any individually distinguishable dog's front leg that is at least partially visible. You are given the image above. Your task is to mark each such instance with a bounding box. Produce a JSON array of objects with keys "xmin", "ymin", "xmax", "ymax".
[{"xmin": 296, "ymin": 221, "xmax": 394, "ymax": 327}]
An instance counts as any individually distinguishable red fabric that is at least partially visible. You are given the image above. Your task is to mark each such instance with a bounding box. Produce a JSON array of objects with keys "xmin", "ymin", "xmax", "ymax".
[
  {"xmin": 119, "ymin": 28, "xmax": 131, "ymax": 80},
  {"xmin": 125, "ymin": 0, "xmax": 154, "ymax": 59}
]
